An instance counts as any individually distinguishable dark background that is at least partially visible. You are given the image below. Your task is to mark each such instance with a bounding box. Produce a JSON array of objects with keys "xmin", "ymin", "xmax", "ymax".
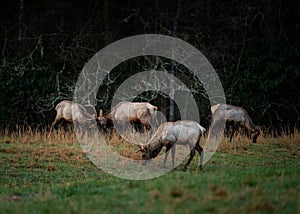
[{"xmin": 0, "ymin": 0, "xmax": 299, "ymax": 136}]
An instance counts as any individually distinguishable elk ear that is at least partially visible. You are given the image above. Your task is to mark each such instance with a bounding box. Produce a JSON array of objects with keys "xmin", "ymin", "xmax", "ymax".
[{"xmin": 99, "ymin": 109, "xmax": 103, "ymax": 116}]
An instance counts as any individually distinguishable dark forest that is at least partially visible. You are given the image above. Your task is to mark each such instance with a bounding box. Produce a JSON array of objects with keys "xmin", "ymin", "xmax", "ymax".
[{"xmin": 0, "ymin": 0, "xmax": 299, "ymax": 136}]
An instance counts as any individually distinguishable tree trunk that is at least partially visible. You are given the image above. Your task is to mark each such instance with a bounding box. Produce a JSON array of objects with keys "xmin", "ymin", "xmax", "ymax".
[
  {"xmin": 103, "ymin": 0, "xmax": 111, "ymax": 45},
  {"xmin": 18, "ymin": 0, "xmax": 24, "ymax": 50},
  {"xmin": 263, "ymin": 0, "xmax": 279, "ymax": 48},
  {"xmin": 169, "ymin": 0, "xmax": 183, "ymax": 122}
]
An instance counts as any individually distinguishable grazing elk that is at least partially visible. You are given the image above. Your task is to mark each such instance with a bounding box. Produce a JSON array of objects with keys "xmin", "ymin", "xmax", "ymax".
[
  {"xmin": 138, "ymin": 120, "xmax": 206, "ymax": 171},
  {"xmin": 210, "ymin": 104, "xmax": 260, "ymax": 143},
  {"xmin": 98, "ymin": 101, "xmax": 158, "ymax": 132},
  {"xmin": 48, "ymin": 100, "xmax": 98, "ymax": 137}
]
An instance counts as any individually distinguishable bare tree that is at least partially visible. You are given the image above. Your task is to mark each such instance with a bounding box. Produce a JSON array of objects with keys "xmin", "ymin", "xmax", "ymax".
[
  {"xmin": 18, "ymin": 0, "xmax": 24, "ymax": 49},
  {"xmin": 169, "ymin": 0, "xmax": 184, "ymax": 122}
]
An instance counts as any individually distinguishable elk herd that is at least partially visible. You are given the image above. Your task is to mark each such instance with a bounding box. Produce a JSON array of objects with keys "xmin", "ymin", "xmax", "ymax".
[{"xmin": 49, "ymin": 100, "xmax": 260, "ymax": 171}]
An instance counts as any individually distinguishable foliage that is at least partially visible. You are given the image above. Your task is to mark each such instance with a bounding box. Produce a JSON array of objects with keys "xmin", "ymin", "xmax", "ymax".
[
  {"xmin": 0, "ymin": 0, "xmax": 299, "ymax": 134},
  {"xmin": 223, "ymin": 46, "xmax": 300, "ymax": 135}
]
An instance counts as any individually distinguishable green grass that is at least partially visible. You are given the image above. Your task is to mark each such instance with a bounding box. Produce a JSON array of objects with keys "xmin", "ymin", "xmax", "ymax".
[{"xmin": 0, "ymin": 131, "xmax": 299, "ymax": 213}]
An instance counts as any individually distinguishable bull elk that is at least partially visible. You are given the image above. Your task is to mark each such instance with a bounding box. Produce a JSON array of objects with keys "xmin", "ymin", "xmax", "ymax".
[
  {"xmin": 138, "ymin": 120, "xmax": 206, "ymax": 171},
  {"xmin": 48, "ymin": 100, "xmax": 98, "ymax": 137},
  {"xmin": 210, "ymin": 103, "xmax": 260, "ymax": 143}
]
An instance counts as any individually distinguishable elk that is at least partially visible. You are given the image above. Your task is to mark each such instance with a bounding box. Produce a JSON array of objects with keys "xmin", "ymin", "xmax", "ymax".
[
  {"xmin": 210, "ymin": 103, "xmax": 260, "ymax": 143},
  {"xmin": 98, "ymin": 101, "xmax": 158, "ymax": 132},
  {"xmin": 138, "ymin": 120, "xmax": 206, "ymax": 171},
  {"xmin": 48, "ymin": 100, "xmax": 98, "ymax": 137}
]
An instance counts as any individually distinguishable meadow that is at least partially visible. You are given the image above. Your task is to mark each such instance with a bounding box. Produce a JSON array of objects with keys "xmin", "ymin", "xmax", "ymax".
[{"xmin": 0, "ymin": 128, "xmax": 299, "ymax": 213}]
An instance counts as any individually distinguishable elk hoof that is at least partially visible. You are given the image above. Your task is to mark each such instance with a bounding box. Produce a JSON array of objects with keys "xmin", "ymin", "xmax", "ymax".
[
  {"xmin": 182, "ymin": 167, "xmax": 187, "ymax": 172},
  {"xmin": 199, "ymin": 165, "xmax": 203, "ymax": 171}
]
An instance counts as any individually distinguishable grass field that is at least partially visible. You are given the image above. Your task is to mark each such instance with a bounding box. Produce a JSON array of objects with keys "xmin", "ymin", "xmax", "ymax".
[{"xmin": 0, "ymin": 128, "xmax": 299, "ymax": 213}]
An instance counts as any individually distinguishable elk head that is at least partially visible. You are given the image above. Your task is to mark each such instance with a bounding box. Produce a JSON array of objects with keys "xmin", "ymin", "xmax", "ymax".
[
  {"xmin": 97, "ymin": 109, "xmax": 107, "ymax": 125},
  {"xmin": 138, "ymin": 144, "xmax": 152, "ymax": 165}
]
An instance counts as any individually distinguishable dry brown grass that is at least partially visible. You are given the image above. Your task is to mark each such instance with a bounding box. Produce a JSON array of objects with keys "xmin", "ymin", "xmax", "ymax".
[
  {"xmin": 202, "ymin": 128, "xmax": 300, "ymax": 155},
  {"xmin": 0, "ymin": 127, "xmax": 88, "ymax": 170},
  {"xmin": 1, "ymin": 127, "xmax": 77, "ymax": 145},
  {"xmin": 1, "ymin": 127, "xmax": 299, "ymax": 165}
]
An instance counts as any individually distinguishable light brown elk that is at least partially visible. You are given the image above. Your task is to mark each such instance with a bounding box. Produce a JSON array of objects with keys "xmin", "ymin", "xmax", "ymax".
[
  {"xmin": 48, "ymin": 100, "xmax": 98, "ymax": 137},
  {"xmin": 98, "ymin": 101, "xmax": 158, "ymax": 131},
  {"xmin": 210, "ymin": 103, "xmax": 260, "ymax": 143},
  {"xmin": 138, "ymin": 120, "xmax": 206, "ymax": 171}
]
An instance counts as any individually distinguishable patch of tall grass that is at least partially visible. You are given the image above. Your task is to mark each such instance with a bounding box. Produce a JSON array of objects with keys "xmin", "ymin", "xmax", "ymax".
[{"xmin": 1, "ymin": 126, "xmax": 299, "ymax": 162}]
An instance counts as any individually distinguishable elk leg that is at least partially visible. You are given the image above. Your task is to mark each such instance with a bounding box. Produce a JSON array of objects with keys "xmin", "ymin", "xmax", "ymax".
[
  {"xmin": 164, "ymin": 143, "xmax": 176, "ymax": 168},
  {"xmin": 195, "ymin": 143, "xmax": 204, "ymax": 170},
  {"xmin": 252, "ymin": 130, "xmax": 260, "ymax": 143},
  {"xmin": 73, "ymin": 121, "xmax": 81, "ymax": 137},
  {"xmin": 144, "ymin": 124, "xmax": 151, "ymax": 134},
  {"xmin": 171, "ymin": 145, "xmax": 176, "ymax": 168},
  {"xmin": 183, "ymin": 145, "xmax": 196, "ymax": 172},
  {"xmin": 229, "ymin": 125, "xmax": 235, "ymax": 142},
  {"xmin": 48, "ymin": 117, "xmax": 61, "ymax": 137},
  {"xmin": 145, "ymin": 123, "xmax": 151, "ymax": 131},
  {"xmin": 74, "ymin": 121, "xmax": 85, "ymax": 139},
  {"xmin": 129, "ymin": 121, "xmax": 135, "ymax": 133},
  {"xmin": 140, "ymin": 119, "xmax": 151, "ymax": 132},
  {"xmin": 164, "ymin": 143, "xmax": 172, "ymax": 168}
]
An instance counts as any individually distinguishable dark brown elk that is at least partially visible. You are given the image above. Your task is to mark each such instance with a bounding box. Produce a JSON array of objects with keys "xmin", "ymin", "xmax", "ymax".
[
  {"xmin": 48, "ymin": 100, "xmax": 98, "ymax": 137},
  {"xmin": 98, "ymin": 101, "xmax": 158, "ymax": 131},
  {"xmin": 210, "ymin": 104, "xmax": 260, "ymax": 143},
  {"xmin": 138, "ymin": 120, "xmax": 206, "ymax": 171}
]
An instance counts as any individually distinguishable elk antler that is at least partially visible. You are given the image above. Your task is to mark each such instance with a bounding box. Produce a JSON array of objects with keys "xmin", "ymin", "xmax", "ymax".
[{"xmin": 136, "ymin": 145, "xmax": 143, "ymax": 153}]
